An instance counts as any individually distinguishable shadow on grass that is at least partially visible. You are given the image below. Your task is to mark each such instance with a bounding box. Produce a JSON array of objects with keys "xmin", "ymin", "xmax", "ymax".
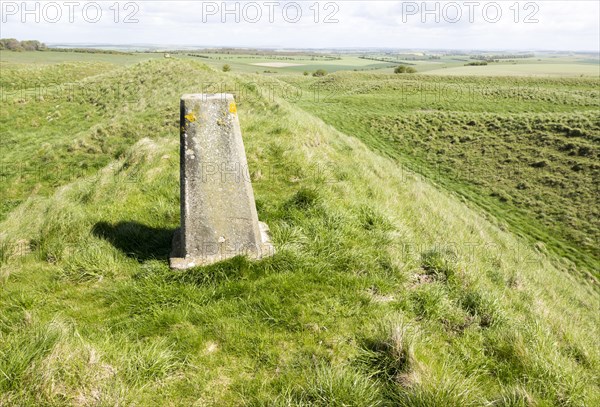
[
  {"xmin": 94, "ymin": 220, "xmax": 296, "ymax": 285},
  {"xmin": 170, "ymin": 255, "xmax": 252, "ymax": 286},
  {"xmin": 168, "ymin": 250, "xmax": 298, "ymax": 287},
  {"xmin": 92, "ymin": 221, "xmax": 175, "ymax": 262}
]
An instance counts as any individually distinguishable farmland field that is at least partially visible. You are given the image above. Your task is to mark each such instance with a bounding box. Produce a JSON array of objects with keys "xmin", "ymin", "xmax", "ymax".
[
  {"xmin": 184, "ymin": 52, "xmax": 396, "ymax": 73},
  {"xmin": 182, "ymin": 50, "xmax": 600, "ymax": 76},
  {"xmin": 0, "ymin": 49, "xmax": 163, "ymax": 66},
  {"xmin": 1, "ymin": 49, "xmax": 599, "ymax": 405},
  {"xmin": 423, "ymin": 63, "xmax": 600, "ymax": 77}
]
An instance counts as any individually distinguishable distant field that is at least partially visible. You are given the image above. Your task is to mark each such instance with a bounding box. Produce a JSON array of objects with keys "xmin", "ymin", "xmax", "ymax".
[
  {"xmin": 357, "ymin": 53, "xmax": 600, "ymax": 77},
  {"xmin": 424, "ymin": 63, "xmax": 600, "ymax": 77},
  {"xmin": 0, "ymin": 50, "xmax": 163, "ymax": 66},
  {"xmin": 3, "ymin": 49, "xmax": 596, "ymax": 77},
  {"xmin": 184, "ymin": 52, "xmax": 395, "ymax": 73}
]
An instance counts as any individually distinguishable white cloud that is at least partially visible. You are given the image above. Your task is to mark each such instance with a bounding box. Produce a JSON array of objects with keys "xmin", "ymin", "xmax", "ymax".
[{"xmin": 1, "ymin": 1, "xmax": 598, "ymax": 50}]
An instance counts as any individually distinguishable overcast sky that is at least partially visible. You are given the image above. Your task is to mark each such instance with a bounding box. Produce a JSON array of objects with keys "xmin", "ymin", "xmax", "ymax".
[{"xmin": 2, "ymin": 1, "xmax": 599, "ymax": 51}]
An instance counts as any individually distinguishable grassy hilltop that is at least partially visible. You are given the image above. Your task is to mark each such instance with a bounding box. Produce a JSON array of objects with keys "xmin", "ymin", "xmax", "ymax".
[{"xmin": 0, "ymin": 55, "xmax": 599, "ymax": 405}]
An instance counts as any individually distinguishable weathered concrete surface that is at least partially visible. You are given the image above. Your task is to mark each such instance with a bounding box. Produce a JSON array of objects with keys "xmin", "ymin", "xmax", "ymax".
[{"xmin": 170, "ymin": 94, "xmax": 274, "ymax": 269}]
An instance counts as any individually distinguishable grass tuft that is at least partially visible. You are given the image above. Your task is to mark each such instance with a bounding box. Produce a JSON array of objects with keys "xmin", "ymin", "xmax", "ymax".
[
  {"xmin": 280, "ymin": 364, "xmax": 383, "ymax": 407},
  {"xmin": 389, "ymin": 374, "xmax": 481, "ymax": 407},
  {"xmin": 285, "ymin": 187, "xmax": 322, "ymax": 211},
  {"xmin": 421, "ymin": 248, "xmax": 459, "ymax": 282},
  {"xmin": 358, "ymin": 317, "xmax": 417, "ymax": 383},
  {"xmin": 0, "ymin": 319, "xmax": 63, "ymax": 393}
]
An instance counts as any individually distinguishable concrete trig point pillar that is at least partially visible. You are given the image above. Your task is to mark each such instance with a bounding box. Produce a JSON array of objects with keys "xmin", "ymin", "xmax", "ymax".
[{"xmin": 170, "ymin": 94, "xmax": 274, "ymax": 269}]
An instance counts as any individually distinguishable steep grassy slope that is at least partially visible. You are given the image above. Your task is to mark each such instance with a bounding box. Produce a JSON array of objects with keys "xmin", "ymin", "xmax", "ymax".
[
  {"xmin": 280, "ymin": 73, "xmax": 600, "ymax": 277},
  {"xmin": 1, "ymin": 60, "xmax": 599, "ymax": 405}
]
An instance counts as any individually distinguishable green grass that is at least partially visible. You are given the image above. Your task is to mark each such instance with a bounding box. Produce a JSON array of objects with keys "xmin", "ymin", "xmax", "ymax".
[
  {"xmin": 0, "ymin": 56, "xmax": 599, "ymax": 405},
  {"xmin": 279, "ymin": 72, "xmax": 600, "ymax": 277},
  {"xmin": 183, "ymin": 53, "xmax": 393, "ymax": 75},
  {"xmin": 0, "ymin": 55, "xmax": 192, "ymax": 219},
  {"xmin": 365, "ymin": 52, "xmax": 600, "ymax": 76},
  {"xmin": 424, "ymin": 63, "xmax": 600, "ymax": 77},
  {"xmin": 0, "ymin": 49, "xmax": 163, "ymax": 66}
]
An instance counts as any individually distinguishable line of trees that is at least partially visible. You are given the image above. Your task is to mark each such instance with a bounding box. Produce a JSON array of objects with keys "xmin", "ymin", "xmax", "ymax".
[
  {"xmin": 0, "ymin": 38, "xmax": 47, "ymax": 51},
  {"xmin": 360, "ymin": 55, "xmax": 417, "ymax": 65},
  {"xmin": 471, "ymin": 53, "xmax": 534, "ymax": 60},
  {"xmin": 50, "ymin": 48, "xmax": 131, "ymax": 55}
]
